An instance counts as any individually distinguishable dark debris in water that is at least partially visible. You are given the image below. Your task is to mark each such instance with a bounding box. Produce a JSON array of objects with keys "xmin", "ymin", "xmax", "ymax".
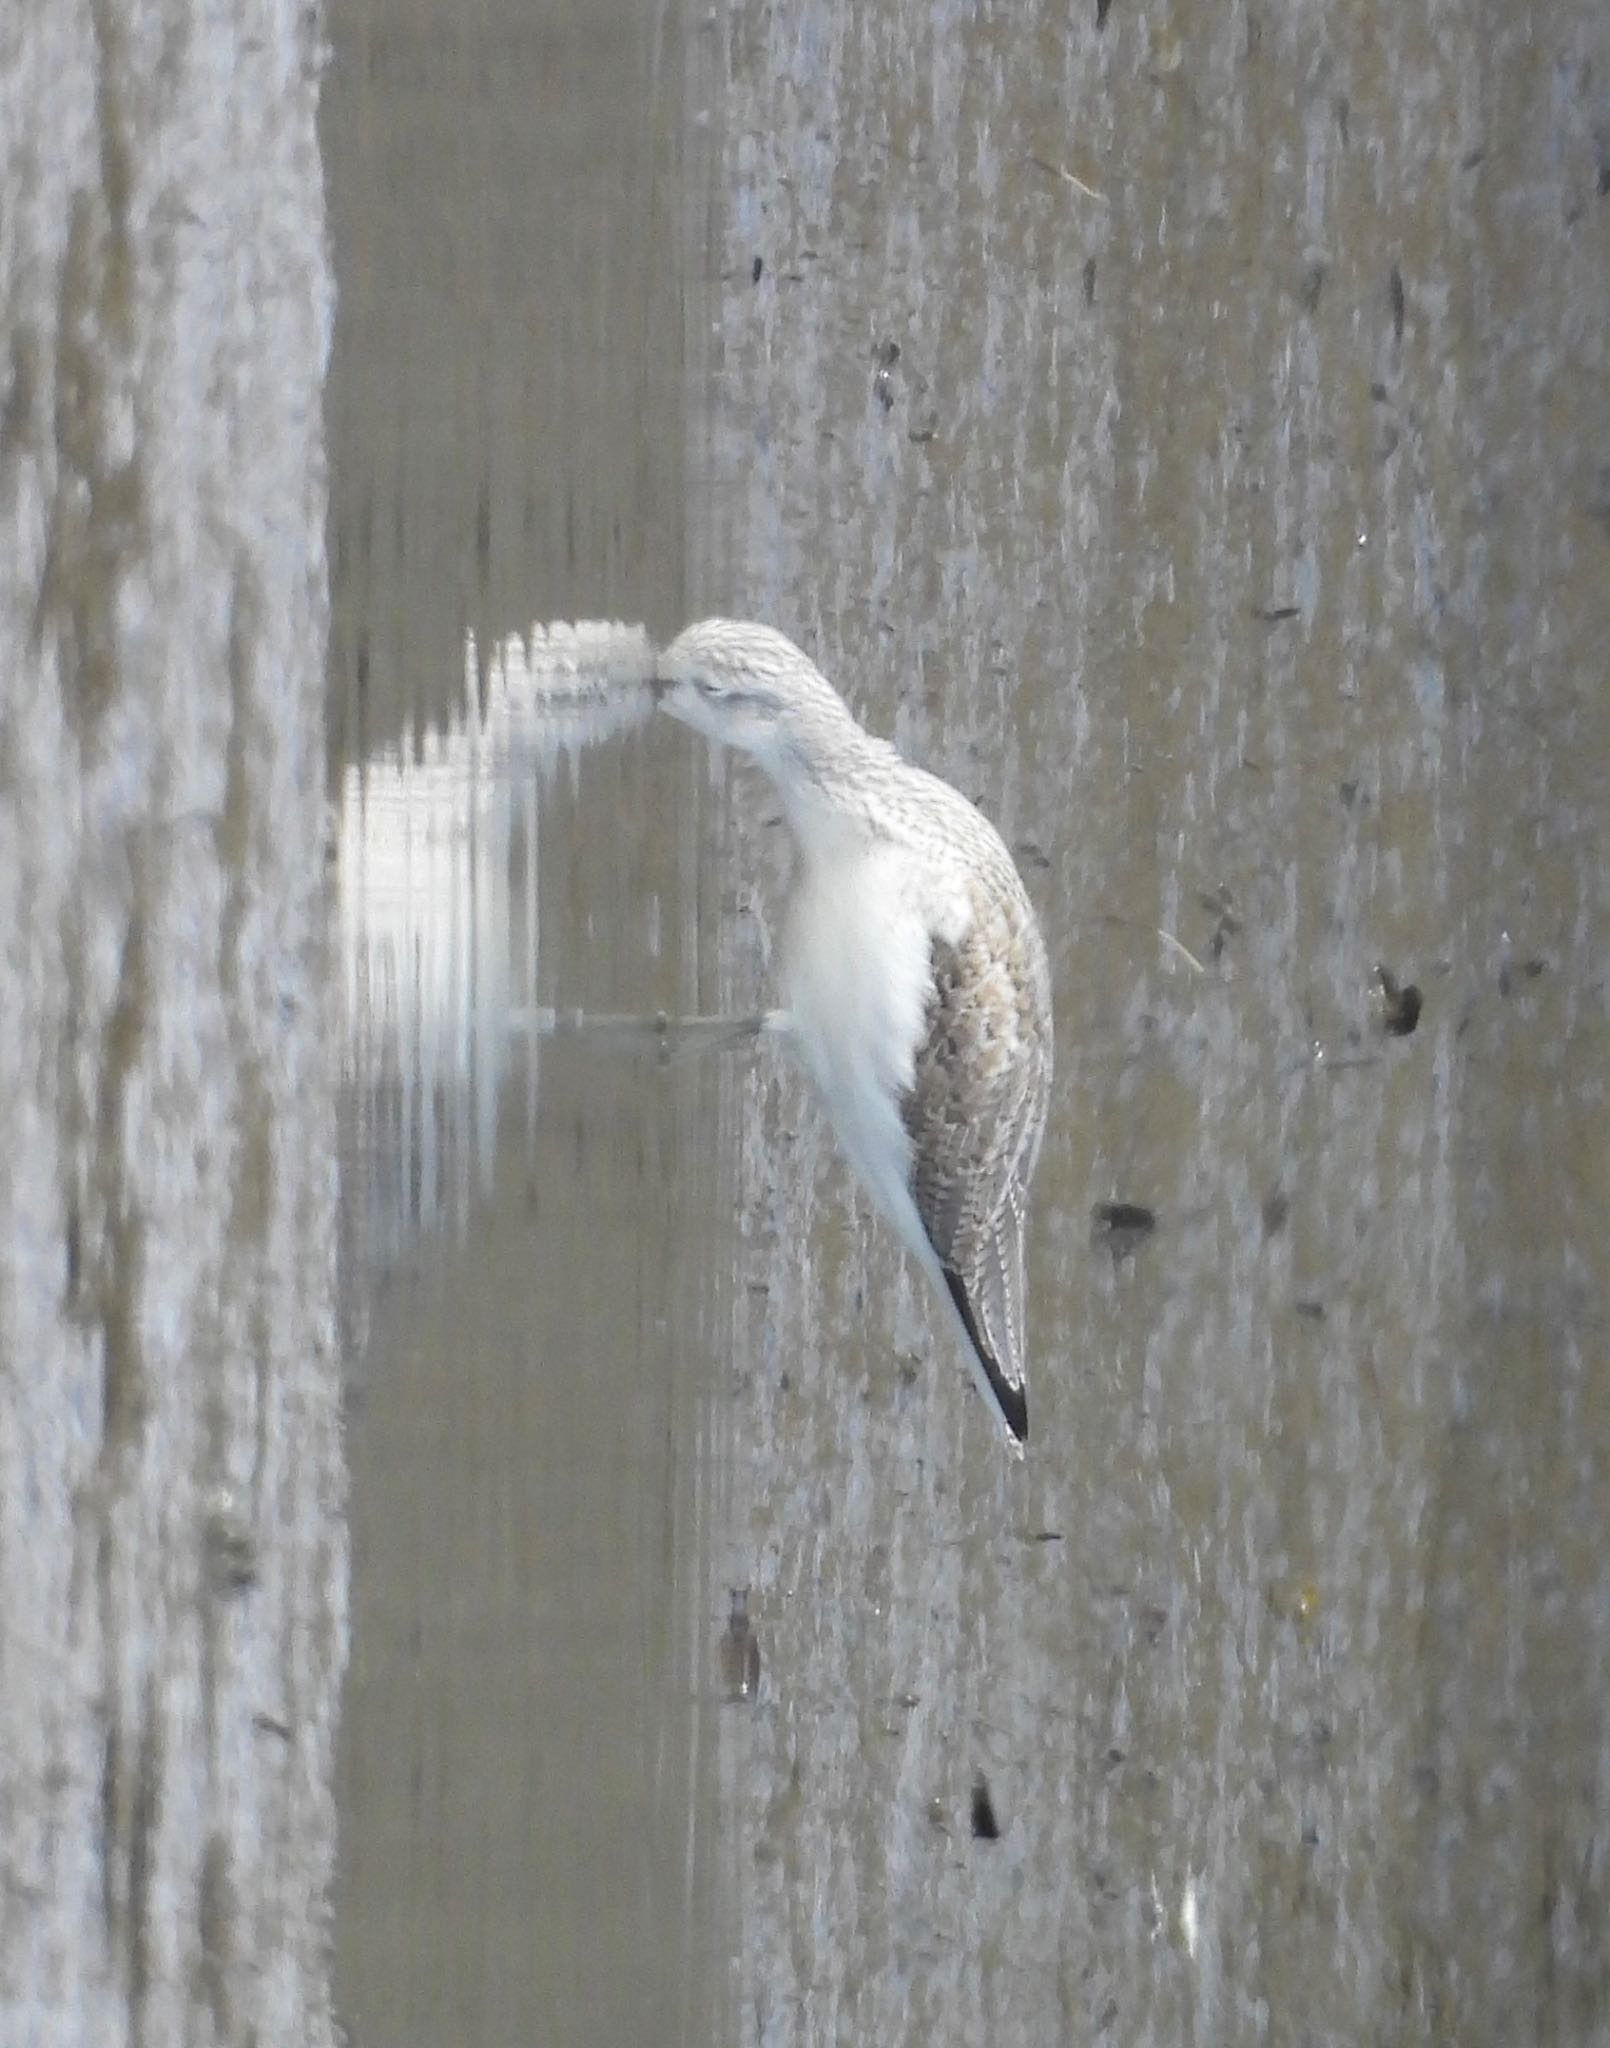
[
  {"xmin": 1092, "ymin": 1202, "xmax": 1157, "ymax": 1258},
  {"xmin": 720, "ymin": 1588, "xmax": 762, "ymax": 1705},
  {"xmin": 970, "ymin": 1773, "xmax": 1001, "ymax": 1840},
  {"xmin": 1198, "ymin": 885, "xmax": 1242, "ymax": 960},
  {"xmin": 1497, "ymin": 953, "xmax": 1547, "ymax": 998},
  {"xmin": 873, "ymin": 356, "xmax": 897, "ymax": 412},
  {"xmin": 1373, "ymin": 964, "xmax": 1422, "ymax": 1037},
  {"xmin": 1299, "ymin": 258, "xmax": 1326, "ymax": 312},
  {"xmin": 1261, "ymin": 1188, "xmax": 1290, "ymax": 1238}
]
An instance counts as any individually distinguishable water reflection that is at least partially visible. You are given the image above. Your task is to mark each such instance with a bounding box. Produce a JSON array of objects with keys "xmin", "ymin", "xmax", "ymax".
[
  {"xmin": 336, "ymin": 623, "xmax": 653, "ymax": 1271},
  {"xmin": 331, "ymin": 619, "xmax": 739, "ymax": 2046}
]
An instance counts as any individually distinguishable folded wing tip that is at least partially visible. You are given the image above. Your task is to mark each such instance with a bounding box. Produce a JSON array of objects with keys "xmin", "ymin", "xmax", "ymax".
[{"xmin": 941, "ymin": 1267, "xmax": 1028, "ymax": 1453}]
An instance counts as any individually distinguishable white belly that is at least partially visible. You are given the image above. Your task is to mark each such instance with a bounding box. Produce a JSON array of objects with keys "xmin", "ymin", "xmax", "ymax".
[{"xmin": 780, "ymin": 843, "xmax": 948, "ymax": 1243}]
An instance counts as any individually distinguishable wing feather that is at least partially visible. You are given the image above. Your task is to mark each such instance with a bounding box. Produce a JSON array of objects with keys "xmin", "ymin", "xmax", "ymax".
[{"xmin": 900, "ymin": 879, "xmax": 1051, "ymax": 1445}]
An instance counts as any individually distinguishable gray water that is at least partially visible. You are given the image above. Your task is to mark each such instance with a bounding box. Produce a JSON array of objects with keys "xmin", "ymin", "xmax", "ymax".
[
  {"xmin": 697, "ymin": 6, "xmax": 1610, "ymax": 2041},
  {"xmin": 5, "ymin": 0, "xmax": 1609, "ymax": 2043}
]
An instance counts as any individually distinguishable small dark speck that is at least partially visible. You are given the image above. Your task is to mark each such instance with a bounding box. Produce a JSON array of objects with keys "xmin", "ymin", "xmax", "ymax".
[
  {"xmin": 1013, "ymin": 838, "xmax": 1052, "ymax": 871},
  {"xmin": 1497, "ymin": 955, "xmax": 1547, "ymax": 998},
  {"xmin": 1461, "ymin": 145, "xmax": 1488, "ymax": 171},
  {"xmin": 874, "ymin": 339, "xmax": 901, "ymax": 369},
  {"xmin": 1299, "ymin": 260, "xmax": 1326, "ymax": 312},
  {"xmin": 1374, "ymin": 964, "xmax": 1422, "ymax": 1036},
  {"xmin": 1030, "ymin": 1529, "xmax": 1064, "ymax": 1544},
  {"xmin": 1370, "ymin": 382, "xmax": 1390, "ymax": 404},
  {"xmin": 1295, "ymin": 1299, "xmax": 1326, "ymax": 1321},
  {"xmin": 1096, "ymin": 0, "xmax": 1113, "ymax": 27},
  {"xmin": 1389, "ymin": 265, "xmax": 1406, "ymax": 343},
  {"xmin": 971, "ymin": 1773, "xmax": 1001, "ymax": 1840},
  {"xmin": 1199, "ymin": 886, "xmax": 1241, "ymax": 960},
  {"xmin": 1083, "ymin": 255, "xmax": 1097, "ymax": 307},
  {"xmin": 1338, "ymin": 779, "xmax": 1360, "ymax": 807},
  {"xmin": 1261, "ymin": 1189, "xmax": 1290, "ymax": 1238},
  {"xmin": 751, "ymin": 255, "xmax": 764, "ymax": 283},
  {"xmin": 1092, "ymin": 1202, "xmax": 1157, "ymax": 1259},
  {"xmin": 1252, "ymin": 604, "xmax": 1301, "ymax": 623},
  {"xmin": 1334, "ymin": 94, "xmax": 1350, "ymax": 146}
]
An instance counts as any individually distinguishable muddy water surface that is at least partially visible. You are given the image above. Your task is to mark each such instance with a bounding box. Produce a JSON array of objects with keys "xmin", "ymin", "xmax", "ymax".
[
  {"xmin": 695, "ymin": 5, "xmax": 1610, "ymax": 2044},
  {"xmin": 323, "ymin": 2, "xmax": 1610, "ymax": 2046},
  {"xmin": 322, "ymin": 3, "xmax": 742, "ymax": 2044}
]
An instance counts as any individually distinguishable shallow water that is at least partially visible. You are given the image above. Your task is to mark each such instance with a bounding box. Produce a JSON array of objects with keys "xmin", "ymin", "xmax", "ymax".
[
  {"xmin": 8, "ymin": 0, "xmax": 1609, "ymax": 2042},
  {"xmin": 321, "ymin": 5, "xmax": 744, "ymax": 2041},
  {"xmin": 695, "ymin": 6, "xmax": 1610, "ymax": 2043},
  {"xmin": 322, "ymin": 0, "xmax": 1610, "ymax": 2035}
]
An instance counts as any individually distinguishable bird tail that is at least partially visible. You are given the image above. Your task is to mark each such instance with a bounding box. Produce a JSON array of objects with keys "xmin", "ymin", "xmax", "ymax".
[{"xmin": 941, "ymin": 1267, "xmax": 1028, "ymax": 1451}]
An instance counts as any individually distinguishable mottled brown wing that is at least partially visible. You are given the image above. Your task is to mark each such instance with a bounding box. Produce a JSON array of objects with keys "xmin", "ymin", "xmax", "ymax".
[{"xmin": 901, "ymin": 886, "xmax": 1051, "ymax": 1444}]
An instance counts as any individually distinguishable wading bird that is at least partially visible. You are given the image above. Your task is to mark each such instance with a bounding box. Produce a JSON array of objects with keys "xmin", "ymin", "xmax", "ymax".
[{"xmin": 655, "ymin": 621, "xmax": 1051, "ymax": 1456}]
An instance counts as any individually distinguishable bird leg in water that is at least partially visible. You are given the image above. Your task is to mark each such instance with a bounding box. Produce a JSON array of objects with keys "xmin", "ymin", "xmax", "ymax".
[{"xmin": 506, "ymin": 1007, "xmax": 782, "ymax": 1062}]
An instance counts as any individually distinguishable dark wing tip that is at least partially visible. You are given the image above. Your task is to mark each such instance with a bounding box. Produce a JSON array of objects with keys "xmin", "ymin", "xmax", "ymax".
[{"xmin": 941, "ymin": 1268, "xmax": 1028, "ymax": 1446}]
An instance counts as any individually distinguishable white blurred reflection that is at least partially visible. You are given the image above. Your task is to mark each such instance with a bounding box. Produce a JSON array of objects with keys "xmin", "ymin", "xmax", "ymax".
[{"xmin": 336, "ymin": 622, "xmax": 653, "ymax": 1268}]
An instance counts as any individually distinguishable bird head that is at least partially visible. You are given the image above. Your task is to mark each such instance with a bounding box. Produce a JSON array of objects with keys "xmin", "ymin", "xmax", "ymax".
[{"xmin": 652, "ymin": 619, "xmax": 854, "ymax": 772}]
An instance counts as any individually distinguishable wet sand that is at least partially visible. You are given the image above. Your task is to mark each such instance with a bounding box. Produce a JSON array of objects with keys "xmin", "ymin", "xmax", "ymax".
[{"xmin": 0, "ymin": 3, "xmax": 344, "ymax": 2041}]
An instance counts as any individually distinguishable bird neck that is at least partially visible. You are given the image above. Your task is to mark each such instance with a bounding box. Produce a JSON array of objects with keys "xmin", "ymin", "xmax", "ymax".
[{"xmin": 768, "ymin": 717, "xmax": 897, "ymax": 865}]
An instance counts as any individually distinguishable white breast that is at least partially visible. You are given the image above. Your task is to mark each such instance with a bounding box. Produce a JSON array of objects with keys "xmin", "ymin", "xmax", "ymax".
[{"xmin": 780, "ymin": 839, "xmax": 969, "ymax": 1247}]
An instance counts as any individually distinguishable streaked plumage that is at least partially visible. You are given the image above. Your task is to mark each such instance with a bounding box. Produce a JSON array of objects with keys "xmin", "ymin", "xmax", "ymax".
[{"xmin": 654, "ymin": 620, "xmax": 1051, "ymax": 1454}]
